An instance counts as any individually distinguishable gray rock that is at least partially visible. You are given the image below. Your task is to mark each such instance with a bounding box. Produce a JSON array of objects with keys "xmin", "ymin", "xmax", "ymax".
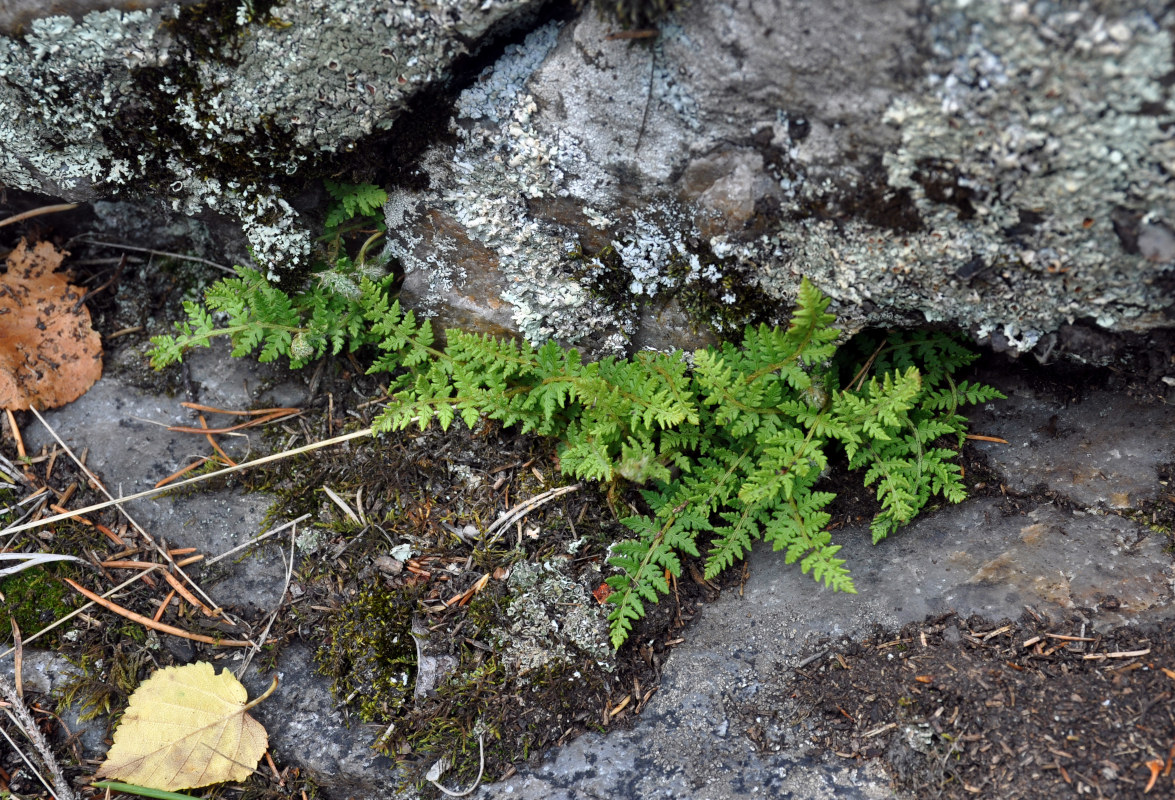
[
  {"xmin": 6, "ymin": 317, "xmax": 1172, "ymax": 799},
  {"xmin": 0, "ymin": 2, "xmax": 201, "ymax": 37},
  {"xmin": 0, "ymin": 0, "xmax": 543, "ymax": 274},
  {"xmin": 0, "ymin": 650, "xmax": 107, "ymax": 755},
  {"xmin": 474, "ymin": 365, "xmax": 1175, "ymax": 799},
  {"xmin": 385, "ymin": 0, "xmax": 1175, "ymax": 358},
  {"xmin": 971, "ymin": 380, "xmax": 1175, "ymax": 510},
  {"xmin": 20, "ymin": 339, "xmax": 307, "ymax": 629},
  {"xmin": 243, "ymin": 644, "xmax": 409, "ymax": 800},
  {"xmin": 3, "ymin": 0, "xmax": 1169, "ymax": 358}
]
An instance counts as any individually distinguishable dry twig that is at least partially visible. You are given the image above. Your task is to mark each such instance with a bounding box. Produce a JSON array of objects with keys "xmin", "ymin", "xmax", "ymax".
[
  {"xmin": 63, "ymin": 578, "xmax": 252, "ymax": 647},
  {"xmin": 0, "ymin": 671, "xmax": 78, "ymax": 800}
]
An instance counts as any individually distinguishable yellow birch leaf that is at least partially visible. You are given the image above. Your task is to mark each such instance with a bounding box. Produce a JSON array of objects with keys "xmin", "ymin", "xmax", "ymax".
[{"xmin": 94, "ymin": 662, "xmax": 276, "ymax": 791}]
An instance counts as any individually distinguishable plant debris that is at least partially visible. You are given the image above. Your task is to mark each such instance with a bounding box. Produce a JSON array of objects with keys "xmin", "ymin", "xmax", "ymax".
[{"xmin": 0, "ymin": 239, "xmax": 102, "ymax": 410}]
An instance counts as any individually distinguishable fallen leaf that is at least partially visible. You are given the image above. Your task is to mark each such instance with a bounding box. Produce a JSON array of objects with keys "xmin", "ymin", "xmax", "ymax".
[
  {"xmin": 0, "ymin": 239, "xmax": 102, "ymax": 409},
  {"xmin": 94, "ymin": 662, "xmax": 276, "ymax": 791}
]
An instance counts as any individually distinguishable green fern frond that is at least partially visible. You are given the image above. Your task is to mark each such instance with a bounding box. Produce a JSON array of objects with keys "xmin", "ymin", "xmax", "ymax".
[
  {"xmin": 151, "ymin": 254, "xmax": 1001, "ymax": 649},
  {"xmin": 324, "ymin": 180, "xmax": 388, "ymax": 230}
]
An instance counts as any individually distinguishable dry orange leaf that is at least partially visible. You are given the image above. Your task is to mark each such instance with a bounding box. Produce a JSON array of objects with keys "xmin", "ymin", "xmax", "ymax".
[
  {"xmin": 94, "ymin": 662, "xmax": 276, "ymax": 791},
  {"xmin": 0, "ymin": 238, "xmax": 102, "ymax": 410}
]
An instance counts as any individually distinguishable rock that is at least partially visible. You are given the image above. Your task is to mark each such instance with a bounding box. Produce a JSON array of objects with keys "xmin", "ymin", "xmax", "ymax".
[
  {"xmin": 969, "ymin": 379, "xmax": 1175, "ymax": 510},
  {"xmin": 2, "ymin": 0, "xmax": 1170, "ymax": 357},
  {"xmin": 0, "ymin": 650, "xmax": 108, "ymax": 755},
  {"xmin": 11, "ymin": 279, "xmax": 1173, "ymax": 799},
  {"xmin": 0, "ymin": 1, "xmax": 200, "ymax": 37},
  {"xmin": 474, "ymin": 364, "xmax": 1175, "ymax": 799},
  {"xmin": 384, "ymin": 0, "xmax": 1175, "ymax": 358},
  {"xmin": 243, "ymin": 644, "xmax": 407, "ymax": 800},
  {"xmin": 0, "ymin": 0, "xmax": 544, "ymax": 275}
]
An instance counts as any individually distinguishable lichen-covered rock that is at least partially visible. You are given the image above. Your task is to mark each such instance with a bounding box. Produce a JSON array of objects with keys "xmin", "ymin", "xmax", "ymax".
[
  {"xmin": 3, "ymin": 0, "xmax": 1170, "ymax": 359},
  {"xmin": 384, "ymin": 0, "xmax": 1175, "ymax": 360},
  {"xmin": 0, "ymin": 1, "xmax": 200, "ymax": 37},
  {"xmin": 493, "ymin": 560, "xmax": 614, "ymax": 676},
  {"xmin": 0, "ymin": 0, "xmax": 542, "ymax": 275}
]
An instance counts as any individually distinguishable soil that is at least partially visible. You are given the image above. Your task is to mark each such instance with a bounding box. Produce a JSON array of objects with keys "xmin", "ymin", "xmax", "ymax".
[
  {"xmin": 2, "ymin": 225, "xmax": 1173, "ymax": 798},
  {"xmin": 784, "ymin": 610, "xmax": 1175, "ymax": 799}
]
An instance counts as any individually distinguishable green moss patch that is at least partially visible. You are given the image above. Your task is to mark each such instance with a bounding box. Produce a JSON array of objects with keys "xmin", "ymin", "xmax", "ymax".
[{"xmin": 0, "ymin": 567, "xmax": 75, "ymax": 645}]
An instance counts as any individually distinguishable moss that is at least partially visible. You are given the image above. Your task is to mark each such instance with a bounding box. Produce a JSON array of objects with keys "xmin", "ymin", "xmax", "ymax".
[
  {"xmin": 569, "ymin": 243, "xmax": 637, "ymax": 315},
  {"xmin": 57, "ymin": 644, "xmax": 151, "ymax": 723},
  {"xmin": 661, "ymin": 243, "xmax": 778, "ymax": 338},
  {"xmin": 593, "ymin": 0, "xmax": 685, "ymax": 29},
  {"xmin": 0, "ymin": 568, "xmax": 76, "ymax": 645},
  {"xmin": 571, "ymin": 238, "xmax": 781, "ymax": 344},
  {"xmin": 315, "ymin": 582, "xmax": 419, "ymax": 722}
]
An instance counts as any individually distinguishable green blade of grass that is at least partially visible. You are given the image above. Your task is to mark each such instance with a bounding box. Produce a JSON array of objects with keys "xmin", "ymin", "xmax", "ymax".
[{"xmin": 90, "ymin": 781, "xmax": 203, "ymax": 799}]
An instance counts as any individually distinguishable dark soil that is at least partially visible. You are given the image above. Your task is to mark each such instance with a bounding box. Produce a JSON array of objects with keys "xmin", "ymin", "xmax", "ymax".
[{"xmin": 788, "ymin": 610, "xmax": 1175, "ymax": 798}]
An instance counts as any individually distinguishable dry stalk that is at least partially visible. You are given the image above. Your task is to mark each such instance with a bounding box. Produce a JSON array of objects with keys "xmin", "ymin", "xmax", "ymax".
[
  {"xmin": 0, "ymin": 672, "xmax": 78, "ymax": 800},
  {"xmin": 0, "ymin": 427, "xmax": 373, "ymax": 538}
]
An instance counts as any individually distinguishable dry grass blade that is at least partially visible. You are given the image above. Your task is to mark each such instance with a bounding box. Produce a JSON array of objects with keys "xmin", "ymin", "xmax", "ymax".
[
  {"xmin": 167, "ymin": 407, "xmax": 299, "ymax": 434},
  {"xmin": 204, "ymin": 514, "xmax": 310, "ymax": 567},
  {"xmin": 0, "ymin": 719, "xmax": 57, "ymax": 797},
  {"xmin": 68, "ymin": 236, "xmax": 236, "ymax": 274},
  {"xmin": 322, "ymin": 485, "xmax": 361, "ymax": 525},
  {"xmin": 0, "ymin": 202, "xmax": 79, "ymax": 229},
  {"xmin": 0, "ymin": 552, "xmax": 87, "ymax": 577},
  {"xmin": 181, "ymin": 402, "xmax": 295, "ymax": 417},
  {"xmin": 426, "ymin": 734, "xmax": 485, "ymax": 798},
  {"xmin": 154, "ymin": 455, "xmax": 218, "ymax": 489},
  {"xmin": 0, "ymin": 566, "xmax": 161, "ymax": 660},
  {"xmin": 236, "ymin": 521, "xmax": 298, "ymax": 678},
  {"xmin": 0, "ymin": 427, "xmax": 373, "ymax": 538},
  {"xmin": 965, "ymin": 434, "xmax": 1009, "ymax": 444},
  {"xmin": 0, "ymin": 449, "xmax": 29, "ymax": 488},
  {"xmin": 485, "ymin": 484, "xmax": 581, "ymax": 544}
]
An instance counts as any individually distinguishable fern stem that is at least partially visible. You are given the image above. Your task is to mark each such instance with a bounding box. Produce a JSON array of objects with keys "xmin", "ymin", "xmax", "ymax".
[{"xmin": 185, "ymin": 321, "xmax": 304, "ymax": 348}]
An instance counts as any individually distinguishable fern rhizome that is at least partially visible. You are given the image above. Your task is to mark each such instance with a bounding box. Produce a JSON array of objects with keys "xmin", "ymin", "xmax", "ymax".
[{"xmin": 150, "ymin": 184, "xmax": 1003, "ymax": 648}]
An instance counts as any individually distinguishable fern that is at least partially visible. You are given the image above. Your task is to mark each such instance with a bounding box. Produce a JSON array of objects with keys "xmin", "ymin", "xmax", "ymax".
[
  {"xmin": 149, "ymin": 183, "xmax": 393, "ymax": 370},
  {"xmin": 152, "ymin": 249, "xmax": 1002, "ymax": 649},
  {"xmin": 323, "ymin": 180, "xmax": 388, "ymax": 233}
]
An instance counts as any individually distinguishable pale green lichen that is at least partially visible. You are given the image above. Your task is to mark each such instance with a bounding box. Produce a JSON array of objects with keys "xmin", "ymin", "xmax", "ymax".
[
  {"xmin": 388, "ymin": 1, "xmax": 1175, "ymax": 356},
  {"xmin": 747, "ymin": 1, "xmax": 1175, "ymax": 350},
  {"xmin": 387, "ymin": 22, "xmax": 626, "ymax": 348},
  {"xmin": 493, "ymin": 560, "xmax": 614, "ymax": 675},
  {"xmin": 386, "ymin": 20, "xmax": 711, "ymax": 352}
]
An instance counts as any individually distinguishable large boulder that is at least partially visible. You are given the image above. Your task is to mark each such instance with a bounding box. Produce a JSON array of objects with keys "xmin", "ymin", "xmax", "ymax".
[
  {"xmin": 386, "ymin": 0, "xmax": 1175, "ymax": 359},
  {"xmin": 0, "ymin": 0, "xmax": 1171, "ymax": 362},
  {"xmin": 0, "ymin": 0, "xmax": 543, "ymax": 273}
]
